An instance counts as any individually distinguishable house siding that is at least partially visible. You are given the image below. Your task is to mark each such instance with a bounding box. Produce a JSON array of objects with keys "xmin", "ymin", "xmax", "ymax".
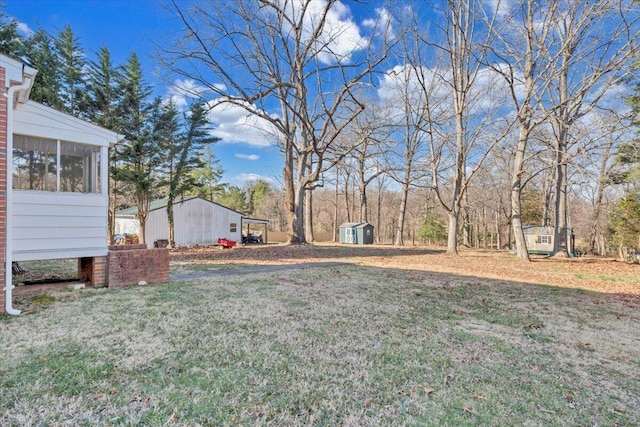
[{"xmin": 12, "ymin": 191, "xmax": 108, "ymax": 261}]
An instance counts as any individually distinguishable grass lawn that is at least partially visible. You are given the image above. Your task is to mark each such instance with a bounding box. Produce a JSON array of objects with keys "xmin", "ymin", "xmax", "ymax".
[{"xmin": 1, "ymin": 249, "xmax": 639, "ymax": 425}]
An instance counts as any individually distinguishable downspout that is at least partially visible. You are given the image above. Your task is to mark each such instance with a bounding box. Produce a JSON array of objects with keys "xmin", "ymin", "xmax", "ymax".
[{"xmin": 4, "ymin": 67, "xmax": 36, "ymax": 315}]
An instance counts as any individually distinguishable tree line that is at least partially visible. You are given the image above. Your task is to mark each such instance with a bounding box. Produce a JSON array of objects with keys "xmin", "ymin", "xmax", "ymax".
[{"xmin": 3, "ymin": 1, "xmax": 640, "ymax": 259}]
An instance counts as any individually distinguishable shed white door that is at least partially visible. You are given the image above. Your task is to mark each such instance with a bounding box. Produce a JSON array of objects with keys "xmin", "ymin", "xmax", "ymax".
[{"xmin": 345, "ymin": 228, "xmax": 356, "ymax": 243}]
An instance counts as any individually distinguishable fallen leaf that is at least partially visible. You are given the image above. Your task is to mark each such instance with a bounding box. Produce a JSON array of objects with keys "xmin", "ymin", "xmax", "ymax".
[{"xmin": 444, "ymin": 374, "xmax": 454, "ymax": 386}]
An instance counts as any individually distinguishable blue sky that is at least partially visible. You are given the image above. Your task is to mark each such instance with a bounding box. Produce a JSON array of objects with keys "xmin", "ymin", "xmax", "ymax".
[{"xmin": 5, "ymin": 0, "xmax": 294, "ymax": 188}]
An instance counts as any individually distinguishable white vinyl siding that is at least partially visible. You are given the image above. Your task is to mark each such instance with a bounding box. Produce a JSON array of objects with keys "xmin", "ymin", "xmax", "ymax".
[
  {"xmin": 14, "ymin": 101, "xmax": 114, "ymax": 147},
  {"xmin": 12, "ymin": 191, "xmax": 108, "ymax": 261}
]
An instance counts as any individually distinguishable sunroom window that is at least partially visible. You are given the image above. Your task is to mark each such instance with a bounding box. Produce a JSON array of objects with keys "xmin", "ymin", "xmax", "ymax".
[{"xmin": 13, "ymin": 135, "xmax": 101, "ymax": 193}]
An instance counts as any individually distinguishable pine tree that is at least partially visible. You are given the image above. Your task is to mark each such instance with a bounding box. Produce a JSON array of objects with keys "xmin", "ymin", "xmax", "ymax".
[
  {"xmin": 609, "ymin": 194, "xmax": 640, "ymax": 261},
  {"xmin": 160, "ymin": 102, "xmax": 219, "ymax": 247},
  {"xmin": 55, "ymin": 25, "xmax": 86, "ymax": 117},
  {"xmin": 114, "ymin": 53, "xmax": 157, "ymax": 245},
  {"xmin": 24, "ymin": 28, "xmax": 63, "ymax": 109},
  {"xmin": 87, "ymin": 46, "xmax": 122, "ymax": 242},
  {"xmin": 0, "ymin": 9, "xmax": 24, "ymax": 57},
  {"xmin": 189, "ymin": 144, "xmax": 224, "ymax": 200}
]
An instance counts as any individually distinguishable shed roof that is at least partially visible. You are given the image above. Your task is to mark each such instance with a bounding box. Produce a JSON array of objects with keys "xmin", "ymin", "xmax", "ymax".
[
  {"xmin": 116, "ymin": 196, "xmax": 245, "ymax": 217},
  {"xmin": 243, "ymin": 217, "xmax": 269, "ymax": 225},
  {"xmin": 339, "ymin": 222, "xmax": 373, "ymax": 229}
]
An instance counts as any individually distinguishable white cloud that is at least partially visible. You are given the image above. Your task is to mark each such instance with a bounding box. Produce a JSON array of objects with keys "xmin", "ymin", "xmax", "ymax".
[
  {"xmin": 362, "ymin": 7, "xmax": 395, "ymax": 40},
  {"xmin": 278, "ymin": 0, "xmax": 369, "ymax": 64},
  {"xmin": 486, "ymin": 0, "xmax": 514, "ymax": 18},
  {"xmin": 16, "ymin": 21, "xmax": 34, "ymax": 37},
  {"xmin": 166, "ymin": 79, "xmax": 224, "ymax": 110},
  {"xmin": 235, "ymin": 173, "xmax": 275, "ymax": 184},
  {"xmin": 235, "ymin": 153, "xmax": 260, "ymax": 161},
  {"xmin": 206, "ymin": 99, "xmax": 278, "ymax": 147},
  {"xmin": 378, "ymin": 63, "xmax": 513, "ymax": 119}
]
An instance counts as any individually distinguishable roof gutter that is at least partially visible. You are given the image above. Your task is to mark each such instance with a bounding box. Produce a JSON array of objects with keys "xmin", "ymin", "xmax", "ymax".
[{"xmin": 4, "ymin": 64, "xmax": 37, "ymax": 315}]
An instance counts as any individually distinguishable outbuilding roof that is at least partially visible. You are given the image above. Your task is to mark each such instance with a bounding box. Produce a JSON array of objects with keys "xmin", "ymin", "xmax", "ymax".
[
  {"xmin": 339, "ymin": 222, "xmax": 373, "ymax": 229},
  {"xmin": 116, "ymin": 196, "xmax": 245, "ymax": 217}
]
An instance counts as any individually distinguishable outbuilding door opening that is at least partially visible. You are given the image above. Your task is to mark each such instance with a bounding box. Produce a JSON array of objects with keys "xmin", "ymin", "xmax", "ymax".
[{"xmin": 345, "ymin": 228, "xmax": 356, "ymax": 243}]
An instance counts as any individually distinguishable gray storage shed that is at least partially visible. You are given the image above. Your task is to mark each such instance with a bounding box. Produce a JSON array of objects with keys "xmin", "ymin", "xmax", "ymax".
[
  {"xmin": 522, "ymin": 225, "xmax": 574, "ymax": 256},
  {"xmin": 339, "ymin": 222, "xmax": 374, "ymax": 245}
]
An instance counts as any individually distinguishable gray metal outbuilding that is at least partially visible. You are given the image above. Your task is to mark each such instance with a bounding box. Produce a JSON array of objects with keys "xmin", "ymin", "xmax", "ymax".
[
  {"xmin": 339, "ymin": 222, "xmax": 374, "ymax": 245},
  {"xmin": 115, "ymin": 196, "xmax": 246, "ymax": 248}
]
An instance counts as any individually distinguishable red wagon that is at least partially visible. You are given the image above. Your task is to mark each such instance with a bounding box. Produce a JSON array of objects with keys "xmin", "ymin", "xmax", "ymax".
[{"xmin": 217, "ymin": 238, "xmax": 237, "ymax": 249}]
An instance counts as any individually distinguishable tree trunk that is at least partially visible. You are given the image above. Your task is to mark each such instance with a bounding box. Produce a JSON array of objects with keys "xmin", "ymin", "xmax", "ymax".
[
  {"xmin": 589, "ymin": 140, "xmax": 612, "ymax": 255},
  {"xmin": 167, "ymin": 196, "xmax": 175, "ymax": 248},
  {"xmin": 138, "ymin": 217, "xmax": 147, "ymax": 245},
  {"xmin": 394, "ymin": 180, "xmax": 410, "ymax": 246},
  {"xmin": 290, "ymin": 183, "xmax": 305, "ymax": 244},
  {"xmin": 284, "ymin": 140, "xmax": 305, "ymax": 244},
  {"xmin": 332, "ymin": 174, "xmax": 339, "ymax": 242},
  {"xmin": 376, "ymin": 182, "xmax": 382, "ymax": 243},
  {"xmin": 511, "ymin": 127, "xmax": 531, "ymax": 261},
  {"xmin": 359, "ymin": 180, "xmax": 368, "ymax": 223},
  {"xmin": 446, "ymin": 209, "xmax": 459, "ymax": 255},
  {"xmin": 553, "ymin": 127, "xmax": 569, "ymax": 256},
  {"xmin": 304, "ymin": 186, "xmax": 314, "ymax": 243},
  {"xmin": 344, "ymin": 171, "xmax": 351, "ymax": 223}
]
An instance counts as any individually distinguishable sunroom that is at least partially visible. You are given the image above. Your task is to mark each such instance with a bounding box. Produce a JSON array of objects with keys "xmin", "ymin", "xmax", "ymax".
[
  {"xmin": 11, "ymin": 102, "xmax": 119, "ymax": 262},
  {"xmin": 2, "ymin": 54, "xmax": 121, "ymax": 314}
]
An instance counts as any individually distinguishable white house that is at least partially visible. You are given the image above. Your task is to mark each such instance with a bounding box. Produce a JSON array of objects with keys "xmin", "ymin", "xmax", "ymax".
[
  {"xmin": 1, "ymin": 55, "xmax": 122, "ymax": 315},
  {"xmin": 115, "ymin": 196, "xmax": 245, "ymax": 248}
]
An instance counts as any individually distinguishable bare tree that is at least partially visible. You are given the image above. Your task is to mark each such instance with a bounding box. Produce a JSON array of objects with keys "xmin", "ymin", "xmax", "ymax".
[
  {"xmin": 341, "ymin": 98, "xmax": 392, "ymax": 223},
  {"xmin": 162, "ymin": 0, "xmax": 391, "ymax": 243},
  {"xmin": 485, "ymin": 0, "xmax": 556, "ymax": 260},
  {"xmin": 380, "ymin": 64, "xmax": 436, "ymax": 246},
  {"xmin": 540, "ymin": 0, "xmax": 639, "ymax": 256},
  {"xmin": 417, "ymin": 0, "xmax": 508, "ymax": 255}
]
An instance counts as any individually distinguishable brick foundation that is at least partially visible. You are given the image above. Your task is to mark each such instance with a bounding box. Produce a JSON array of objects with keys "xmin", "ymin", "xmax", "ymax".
[
  {"xmin": 107, "ymin": 244, "xmax": 169, "ymax": 287},
  {"xmin": 78, "ymin": 256, "xmax": 107, "ymax": 287}
]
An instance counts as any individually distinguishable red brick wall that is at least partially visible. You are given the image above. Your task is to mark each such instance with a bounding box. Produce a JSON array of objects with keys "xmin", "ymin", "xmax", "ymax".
[
  {"xmin": 78, "ymin": 256, "xmax": 107, "ymax": 287},
  {"xmin": 0, "ymin": 67, "xmax": 7, "ymax": 314},
  {"xmin": 107, "ymin": 245, "xmax": 169, "ymax": 287}
]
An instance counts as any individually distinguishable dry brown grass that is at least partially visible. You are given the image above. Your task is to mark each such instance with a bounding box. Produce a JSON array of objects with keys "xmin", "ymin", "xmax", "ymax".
[
  {"xmin": 1, "ymin": 243, "xmax": 638, "ymax": 425},
  {"xmin": 172, "ymin": 243, "xmax": 640, "ymax": 296}
]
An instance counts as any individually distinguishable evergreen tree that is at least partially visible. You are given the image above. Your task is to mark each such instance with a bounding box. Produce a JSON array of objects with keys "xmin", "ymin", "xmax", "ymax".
[
  {"xmin": 114, "ymin": 53, "xmax": 157, "ymax": 245},
  {"xmin": 55, "ymin": 25, "xmax": 86, "ymax": 117},
  {"xmin": 86, "ymin": 46, "xmax": 122, "ymax": 242},
  {"xmin": 609, "ymin": 194, "xmax": 640, "ymax": 261},
  {"xmin": 417, "ymin": 211, "xmax": 447, "ymax": 245},
  {"xmin": 217, "ymin": 185, "xmax": 246, "ymax": 213},
  {"xmin": 162, "ymin": 102, "xmax": 218, "ymax": 246},
  {"xmin": 0, "ymin": 8, "xmax": 24, "ymax": 57},
  {"xmin": 24, "ymin": 28, "xmax": 63, "ymax": 109},
  {"xmin": 189, "ymin": 144, "xmax": 224, "ymax": 200},
  {"xmin": 87, "ymin": 46, "xmax": 119, "ymax": 128}
]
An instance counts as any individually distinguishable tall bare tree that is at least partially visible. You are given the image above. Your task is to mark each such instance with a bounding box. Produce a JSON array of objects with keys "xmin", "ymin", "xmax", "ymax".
[
  {"xmin": 380, "ymin": 64, "xmax": 435, "ymax": 246},
  {"xmin": 485, "ymin": 0, "xmax": 556, "ymax": 260},
  {"xmin": 341, "ymin": 99, "xmax": 391, "ymax": 223},
  {"xmin": 162, "ymin": 0, "xmax": 391, "ymax": 243},
  {"xmin": 541, "ymin": 0, "xmax": 639, "ymax": 256},
  {"xmin": 417, "ymin": 0, "xmax": 508, "ymax": 254}
]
